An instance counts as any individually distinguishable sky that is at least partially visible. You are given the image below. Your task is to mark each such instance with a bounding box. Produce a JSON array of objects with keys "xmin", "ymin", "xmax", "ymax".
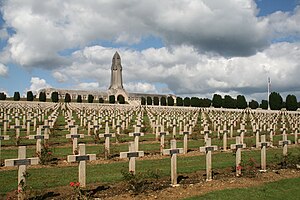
[{"xmin": 0, "ymin": 0, "xmax": 300, "ymax": 102}]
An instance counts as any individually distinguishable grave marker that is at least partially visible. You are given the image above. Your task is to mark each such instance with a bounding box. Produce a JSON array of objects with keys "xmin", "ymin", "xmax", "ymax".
[
  {"xmin": 67, "ymin": 144, "xmax": 96, "ymax": 187},
  {"xmin": 163, "ymin": 139, "xmax": 183, "ymax": 186},
  {"xmin": 200, "ymin": 138, "xmax": 218, "ymax": 181},
  {"xmin": 5, "ymin": 146, "xmax": 39, "ymax": 200},
  {"xmin": 230, "ymin": 136, "xmax": 246, "ymax": 176},
  {"xmin": 120, "ymin": 142, "xmax": 144, "ymax": 175}
]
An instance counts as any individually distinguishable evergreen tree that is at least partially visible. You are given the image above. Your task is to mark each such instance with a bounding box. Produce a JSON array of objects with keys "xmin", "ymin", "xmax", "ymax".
[
  {"xmin": 117, "ymin": 95, "xmax": 125, "ymax": 104},
  {"xmin": 183, "ymin": 97, "xmax": 190, "ymax": 107},
  {"xmin": 26, "ymin": 91, "xmax": 34, "ymax": 101},
  {"xmin": 236, "ymin": 95, "xmax": 247, "ymax": 109},
  {"xmin": 99, "ymin": 97, "xmax": 104, "ymax": 103},
  {"xmin": 190, "ymin": 97, "xmax": 200, "ymax": 107},
  {"xmin": 141, "ymin": 97, "xmax": 146, "ymax": 105},
  {"xmin": 146, "ymin": 96, "xmax": 152, "ymax": 105},
  {"xmin": 77, "ymin": 95, "xmax": 82, "ymax": 103},
  {"xmin": 109, "ymin": 95, "xmax": 115, "ymax": 104},
  {"xmin": 199, "ymin": 98, "xmax": 211, "ymax": 107},
  {"xmin": 88, "ymin": 94, "xmax": 94, "ymax": 103},
  {"xmin": 176, "ymin": 97, "xmax": 183, "ymax": 106},
  {"xmin": 212, "ymin": 94, "xmax": 222, "ymax": 108},
  {"xmin": 13, "ymin": 92, "xmax": 20, "ymax": 101},
  {"xmin": 51, "ymin": 92, "xmax": 59, "ymax": 102},
  {"xmin": 153, "ymin": 96, "xmax": 159, "ymax": 105},
  {"xmin": 260, "ymin": 100, "xmax": 268, "ymax": 109},
  {"xmin": 269, "ymin": 92, "xmax": 283, "ymax": 110},
  {"xmin": 0, "ymin": 92, "xmax": 6, "ymax": 100},
  {"xmin": 222, "ymin": 95, "xmax": 236, "ymax": 108},
  {"xmin": 167, "ymin": 96, "xmax": 174, "ymax": 106},
  {"xmin": 249, "ymin": 100, "xmax": 259, "ymax": 109},
  {"xmin": 286, "ymin": 94, "xmax": 298, "ymax": 111},
  {"xmin": 39, "ymin": 92, "xmax": 46, "ymax": 102},
  {"xmin": 160, "ymin": 96, "xmax": 167, "ymax": 106},
  {"xmin": 64, "ymin": 93, "xmax": 71, "ymax": 103}
]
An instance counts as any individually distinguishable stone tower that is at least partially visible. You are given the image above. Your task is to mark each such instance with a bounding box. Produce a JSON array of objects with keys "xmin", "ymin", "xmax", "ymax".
[
  {"xmin": 109, "ymin": 52, "xmax": 124, "ymax": 90},
  {"xmin": 108, "ymin": 52, "xmax": 128, "ymax": 99}
]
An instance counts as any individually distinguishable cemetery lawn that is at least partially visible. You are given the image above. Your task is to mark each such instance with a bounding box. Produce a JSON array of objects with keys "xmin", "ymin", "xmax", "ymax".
[{"xmin": 185, "ymin": 177, "xmax": 300, "ymax": 200}]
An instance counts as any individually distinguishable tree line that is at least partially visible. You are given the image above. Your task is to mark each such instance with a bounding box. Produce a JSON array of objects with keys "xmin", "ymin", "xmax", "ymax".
[
  {"xmin": 0, "ymin": 91, "xmax": 125, "ymax": 104},
  {"xmin": 141, "ymin": 92, "xmax": 299, "ymax": 111},
  {"xmin": 1, "ymin": 90, "xmax": 299, "ymax": 111}
]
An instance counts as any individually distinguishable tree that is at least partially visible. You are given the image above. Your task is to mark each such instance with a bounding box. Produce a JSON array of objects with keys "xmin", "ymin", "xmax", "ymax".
[
  {"xmin": 64, "ymin": 93, "xmax": 71, "ymax": 103},
  {"xmin": 99, "ymin": 97, "xmax": 104, "ymax": 103},
  {"xmin": 117, "ymin": 95, "xmax": 125, "ymax": 104},
  {"xmin": 269, "ymin": 92, "xmax": 283, "ymax": 110},
  {"xmin": 153, "ymin": 96, "xmax": 159, "ymax": 105},
  {"xmin": 222, "ymin": 95, "xmax": 236, "ymax": 108},
  {"xmin": 190, "ymin": 97, "xmax": 200, "ymax": 107},
  {"xmin": 13, "ymin": 92, "xmax": 20, "ymax": 101},
  {"xmin": 0, "ymin": 92, "xmax": 6, "ymax": 100},
  {"xmin": 39, "ymin": 92, "xmax": 46, "ymax": 102},
  {"xmin": 141, "ymin": 97, "xmax": 146, "ymax": 105},
  {"xmin": 212, "ymin": 94, "xmax": 222, "ymax": 108},
  {"xmin": 260, "ymin": 100, "xmax": 268, "ymax": 110},
  {"xmin": 88, "ymin": 94, "xmax": 94, "ymax": 103},
  {"xmin": 77, "ymin": 95, "xmax": 82, "ymax": 103},
  {"xmin": 51, "ymin": 92, "xmax": 59, "ymax": 102},
  {"xmin": 176, "ymin": 97, "xmax": 183, "ymax": 106},
  {"xmin": 249, "ymin": 100, "xmax": 259, "ymax": 109},
  {"xmin": 286, "ymin": 94, "xmax": 298, "ymax": 111},
  {"xmin": 109, "ymin": 95, "xmax": 115, "ymax": 104},
  {"xmin": 167, "ymin": 96, "xmax": 174, "ymax": 106},
  {"xmin": 146, "ymin": 96, "xmax": 152, "ymax": 105},
  {"xmin": 236, "ymin": 95, "xmax": 247, "ymax": 109},
  {"xmin": 199, "ymin": 98, "xmax": 211, "ymax": 107},
  {"xmin": 27, "ymin": 91, "xmax": 34, "ymax": 101},
  {"xmin": 183, "ymin": 97, "xmax": 190, "ymax": 107},
  {"xmin": 161, "ymin": 97, "xmax": 167, "ymax": 106}
]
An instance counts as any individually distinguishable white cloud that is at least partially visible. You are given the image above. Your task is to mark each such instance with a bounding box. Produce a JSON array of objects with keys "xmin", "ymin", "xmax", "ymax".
[
  {"xmin": 52, "ymin": 71, "xmax": 68, "ymax": 82},
  {"xmin": 76, "ymin": 82, "xmax": 99, "ymax": 90},
  {"xmin": 28, "ymin": 77, "xmax": 51, "ymax": 94},
  {"xmin": 1, "ymin": 0, "xmax": 272, "ymax": 69},
  {"xmin": 124, "ymin": 82, "xmax": 158, "ymax": 94},
  {"xmin": 0, "ymin": 63, "xmax": 8, "ymax": 76}
]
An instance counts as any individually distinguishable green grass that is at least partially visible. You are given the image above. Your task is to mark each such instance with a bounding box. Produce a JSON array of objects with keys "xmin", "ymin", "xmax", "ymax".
[
  {"xmin": 0, "ymin": 147, "xmax": 299, "ymax": 197},
  {"xmin": 184, "ymin": 177, "xmax": 300, "ymax": 200}
]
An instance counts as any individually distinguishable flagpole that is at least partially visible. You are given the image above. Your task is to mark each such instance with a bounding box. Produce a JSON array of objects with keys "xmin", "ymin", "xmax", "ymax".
[{"xmin": 268, "ymin": 77, "xmax": 270, "ymax": 110}]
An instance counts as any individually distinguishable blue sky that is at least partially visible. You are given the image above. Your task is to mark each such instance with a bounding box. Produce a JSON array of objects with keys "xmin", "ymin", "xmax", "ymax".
[{"xmin": 0, "ymin": 0, "xmax": 300, "ymax": 102}]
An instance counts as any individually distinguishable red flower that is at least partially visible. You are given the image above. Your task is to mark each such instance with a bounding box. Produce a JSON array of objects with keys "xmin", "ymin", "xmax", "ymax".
[
  {"xmin": 70, "ymin": 182, "xmax": 75, "ymax": 187},
  {"xmin": 236, "ymin": 165, "xmax": 242, "ymax": 170},
  {"xmin": 75, "ymin": 182, "xmax": 80, "ymax": 187},
  {"xmin": 47, "ymin": 152, "xmax": 52, "ymax": 155}
]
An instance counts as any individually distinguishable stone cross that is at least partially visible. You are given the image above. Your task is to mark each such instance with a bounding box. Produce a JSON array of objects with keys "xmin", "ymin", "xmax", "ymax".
[
  {"xmin": 120, "ymin": 141, "xmax": 144, "ymax": 175},
  {"xmin": 129, "ymin": 128, "xmax": 144, "ymax": 151},
  {"xmin": 293, "ymin": 127, "xmax": 298, "ymax": 144},
  {"xmin": 159, "ymin": 125, "xmax": 169, "ymax": 154},
  {"xmin": 279, "ymin": 133, "xmax": 291, "ymax": 156},
  {"xmin": 220, "ymin": 126, "xmax": 228, "ymax": 151},
  {"xmin": 99, "ymin": 126, "xmax": 115, "ymax": 159},
  {"xmin": 237, "ymin": 124, "xmax": 246, "ymax": 144},
  {"xmin": 179, "ymin": 125, "xmax": 190, "ymax": 154},
  {"xmin": 267, "ymin": 126, "xmax": 274, "ymax": 146},
  {"xmin": 259, "ymin": 135, "xmax": 270, "ymax": 171},
  {"xmin": 255, "ymin": 126, "xmax": 261, "ymax": 148},
  {"xmin": 230, "ymin": 136, "xmax": 246, "ymax": 176},
  {"xmin": 67, "ymin": 143, "xmax": 96, "ymax": 188},
  {"xmin": 1, "ymin": 117, "xmax": 11, "ymax": 134},
  {"xmin": 5, "ymin": 146, "xmax": 39, "ymax": 200},
  {"xmin": 200, "ymin": 138, "xmax": 218, "ymax": 181},
  {"xmin": 28, "ymin": 127, "xmax": 49, "ymax": 154},
  {"xmin": 66, "ymin": 126, "xmax": 85, "ymax": 154},
  {"xmin": 163, "ymin": 139, "xmax": 183, "ymax": 186},
  {"xmin": 11, "ymin": 119, "xmax": 25, "ymax": 138}
]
